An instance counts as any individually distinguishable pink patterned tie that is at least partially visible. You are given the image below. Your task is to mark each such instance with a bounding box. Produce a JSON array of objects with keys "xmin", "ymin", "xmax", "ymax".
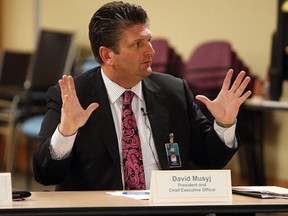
[{"xmin": 122, "ymin": 91, "xmax": 146, "ymax": 190}]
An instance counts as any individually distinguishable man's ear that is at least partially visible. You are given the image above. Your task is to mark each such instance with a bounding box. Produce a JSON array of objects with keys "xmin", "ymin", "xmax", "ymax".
[{"xmin": 99, "ymin": 46, "xmax": 113, "ymax": 65}]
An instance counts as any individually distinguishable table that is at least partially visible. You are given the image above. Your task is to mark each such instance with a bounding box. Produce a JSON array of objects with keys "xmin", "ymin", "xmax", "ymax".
[
  {"xmin": 1, "ymin": 191, "xmax": 288, "ymax": 215},
  {"xmin": 239, "ymin": 98, "xmax": 288, "ymax": 186},
  {"xmin": 244, "ymin": 98, "xmax": 288, "ymax": 111}
]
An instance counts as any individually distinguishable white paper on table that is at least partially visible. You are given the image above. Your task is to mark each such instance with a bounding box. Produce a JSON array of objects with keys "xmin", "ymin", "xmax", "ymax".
[{"xmin": 106, "ymin": 190, "xmax": 150, "ymax": 200}]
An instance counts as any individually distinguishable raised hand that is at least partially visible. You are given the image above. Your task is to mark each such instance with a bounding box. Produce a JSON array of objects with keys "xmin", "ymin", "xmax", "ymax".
[
  {"xmin": 195, "ymin": 69, "xmax": 252, "ymax": 126},
  {"xmin": 58, "ymin": 75, "xmax": 99, "ymax": 136}
]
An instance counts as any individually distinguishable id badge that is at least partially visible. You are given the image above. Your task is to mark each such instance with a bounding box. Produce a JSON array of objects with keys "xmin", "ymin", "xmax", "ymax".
[{"xmin": 165, "ymin": 133, "xmax": 182, "ymax": 168}]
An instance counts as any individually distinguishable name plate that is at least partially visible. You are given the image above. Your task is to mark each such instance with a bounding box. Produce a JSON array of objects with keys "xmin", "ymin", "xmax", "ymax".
[
  {"xmin": 149, "ymin": 170, "xmax": 232, "ymax": 203},
  {"xmin": 0, "ymin": 173, "xmax": 12, "ymax": 206}
]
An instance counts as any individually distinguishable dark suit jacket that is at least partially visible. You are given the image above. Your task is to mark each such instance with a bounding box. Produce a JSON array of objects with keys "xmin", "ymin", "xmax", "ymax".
[{"xmin": 33, "ymin": 66, "xmax": 238, "ymax": 191}]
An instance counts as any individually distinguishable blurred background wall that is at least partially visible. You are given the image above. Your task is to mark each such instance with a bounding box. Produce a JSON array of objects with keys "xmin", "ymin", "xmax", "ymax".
[
  {"xmin": 2, "ymin": 0, "xmax": 288, "ymax": 185},
  {"xmin": 1, "ymin": 0, "xmax": 277, "ymax": 79}
]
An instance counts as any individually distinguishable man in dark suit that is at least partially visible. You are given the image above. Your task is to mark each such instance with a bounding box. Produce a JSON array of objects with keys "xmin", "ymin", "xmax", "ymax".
[{"xmin": 33, "ymin": 1, "xmax": 251, "ymax": 191}]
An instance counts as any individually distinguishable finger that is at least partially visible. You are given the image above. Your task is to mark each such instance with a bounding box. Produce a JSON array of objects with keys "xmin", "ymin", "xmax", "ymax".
[
  {"xmin": 67, "ymin": 75, "xmax": 77, "ymax": 98},
  {"xmin": 238, "ymin": 90, "xmax": 252, "ymax": 104},
  {"xmin": 221, "ymin": 69, "xmax": 234, "ymax": 91},
  {"xmin": 59, "ymin": 75, "xmax": 69, "ymax": 100},
  {"xmin": 230, "ymin": 71, "xmax": 246, "ymax": 93},
  {"xmin": 86, "ymin": 103, "xmax": 99, "ymax": 116},
  {"xmin": 61, "ymin": 94, "xmax": 71, "ymax": 112},
  {"xmin": 195, "ymin": 95, "xmax": 210, "ymax": 106},
  {"xmin": 235, "ymin": 76, "xmax": 251, "ymax": 97}
]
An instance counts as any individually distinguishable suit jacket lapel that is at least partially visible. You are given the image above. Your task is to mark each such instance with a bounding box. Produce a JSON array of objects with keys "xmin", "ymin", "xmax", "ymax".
[
  {"xmin": 143, "ymin": 77, "xmax": 170, "ymax": 170},
  {"xmin": 85, "ymin": 69, "xmax": 122, "ymax": 176}
]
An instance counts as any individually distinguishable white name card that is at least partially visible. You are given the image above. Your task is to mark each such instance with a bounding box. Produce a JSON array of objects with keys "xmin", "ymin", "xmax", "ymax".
[
  {"xmin": 0, "ymin": 173, "xmax": 12, "ymax": 206},
  {"xmin": 149, "ymin": 170, "xmax": 232, "ymax": 203}
]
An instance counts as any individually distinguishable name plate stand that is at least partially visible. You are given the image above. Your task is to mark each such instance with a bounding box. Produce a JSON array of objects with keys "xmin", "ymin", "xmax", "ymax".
[
  {"xmin": 0, "ymin": 173, "xmax": 12, "ymax": 206},
  {"xmin": 150, "ymin": 170, "xmax": 232, "ymax": 203}
]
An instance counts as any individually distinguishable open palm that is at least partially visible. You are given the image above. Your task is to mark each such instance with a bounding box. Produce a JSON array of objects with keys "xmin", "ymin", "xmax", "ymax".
[
  {"xmin": 58, "ymin": 75, "xmax": 99, "ymax": 136},
  {"xmin": 196, "ymin": 69, "xmax": 252, "ymax": 125}
]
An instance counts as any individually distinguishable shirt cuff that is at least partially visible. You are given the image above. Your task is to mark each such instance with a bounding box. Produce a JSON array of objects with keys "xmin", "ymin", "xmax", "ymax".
[
  {"xmin": 50, "ymin": 125, "xmax": 77, "ymax": 160},
  {"xmin": 213, "ymin": 120, "xmax": 237, "ymax": 149}
]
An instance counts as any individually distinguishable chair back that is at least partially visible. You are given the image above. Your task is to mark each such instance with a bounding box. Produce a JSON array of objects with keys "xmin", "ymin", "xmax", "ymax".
[
  {"xmin": 183, "ymin": 40, "xmax": 234, "ymax": 101},
  {"xmin": 24, "ymin": 29, "xmax": 75, "ymax": 92},
  {"xmin": 151, "ymin": 39, "xmax": 184, "ymax": 77},
  {"xmin": 151, "ymin": 39, "xmax": 170, "ymax": 73},
  {"xmin": 185, "ymin": 41, "xmax": 233, "ymax": 71},
  {"xmin": 0, "ymin": 51, "xmax": 31, "ymax": 92}
]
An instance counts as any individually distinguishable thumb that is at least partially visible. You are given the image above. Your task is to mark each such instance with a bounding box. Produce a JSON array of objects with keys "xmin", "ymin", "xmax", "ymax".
[
  {"xmin": 195, "ymin": 95, "xmax": 210, "ymax": 106},
  {"xmin": 86, "ymin": 103, "xmax": 99, "ymax": 116}
]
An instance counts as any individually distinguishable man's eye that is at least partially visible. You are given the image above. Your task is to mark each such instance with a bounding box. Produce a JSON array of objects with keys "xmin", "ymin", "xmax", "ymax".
[{"xmin": 135, "ymin": 42, "xmax": 141, "ymax": 47}]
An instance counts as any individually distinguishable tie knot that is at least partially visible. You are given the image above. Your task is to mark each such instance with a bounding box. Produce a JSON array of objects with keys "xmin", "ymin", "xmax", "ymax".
[{"xmin": 123, "ymin": 91, "xmax": 135, "ymax": 105}]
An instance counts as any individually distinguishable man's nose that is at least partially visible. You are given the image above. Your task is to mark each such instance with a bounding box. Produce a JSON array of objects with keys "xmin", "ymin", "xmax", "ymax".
[{"xmin": 147, "ymin": 43, "xmax": 155, "ymax": 56}]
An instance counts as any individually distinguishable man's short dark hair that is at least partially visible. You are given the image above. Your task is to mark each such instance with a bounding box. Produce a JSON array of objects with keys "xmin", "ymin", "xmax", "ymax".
[{"xmin": 89, "ymin": 1, "xmax": 149, "ymax": 64}]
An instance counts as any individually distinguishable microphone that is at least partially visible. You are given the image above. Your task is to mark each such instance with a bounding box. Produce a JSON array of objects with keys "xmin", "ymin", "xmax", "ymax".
[{"xmin": 141, "ymin": 107, "xmax": 151, "ymax": 116}]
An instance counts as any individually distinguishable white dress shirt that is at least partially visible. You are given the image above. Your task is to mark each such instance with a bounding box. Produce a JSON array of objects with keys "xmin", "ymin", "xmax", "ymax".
[{"xmin": 50, "ymin": 69, "xmax": 237, "ymax": 189}]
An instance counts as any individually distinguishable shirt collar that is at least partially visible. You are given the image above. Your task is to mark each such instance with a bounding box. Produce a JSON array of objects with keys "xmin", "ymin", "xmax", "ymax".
[{"xmin": 101, "ymin": 68, "xmax": 144, "ymax": 104}]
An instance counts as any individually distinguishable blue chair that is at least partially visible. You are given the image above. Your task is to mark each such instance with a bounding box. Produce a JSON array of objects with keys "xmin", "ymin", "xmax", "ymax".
[
  {"xmin": 80, "ymin": 55, "xmax": 99, "ymax": 73},
  {"xmin": 21, "ymin": 115, "xmax": 44, "ymax": 139}
]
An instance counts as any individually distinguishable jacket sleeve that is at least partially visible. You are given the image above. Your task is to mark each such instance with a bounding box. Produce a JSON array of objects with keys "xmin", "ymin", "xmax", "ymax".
[{"xmin": 33, "ymin": 85, "xmax": 73, "ymax": 186}]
